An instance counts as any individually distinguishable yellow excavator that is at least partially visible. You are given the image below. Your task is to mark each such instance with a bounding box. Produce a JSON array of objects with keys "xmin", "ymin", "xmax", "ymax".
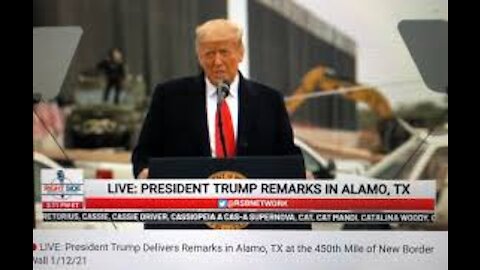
[
  {"xmin": 285, "ymin": 65, "xmax": 393, "ymax": 120},
  {"xmin": 285, "ymin": 65, "xmax": 406, "ymax": 153}
]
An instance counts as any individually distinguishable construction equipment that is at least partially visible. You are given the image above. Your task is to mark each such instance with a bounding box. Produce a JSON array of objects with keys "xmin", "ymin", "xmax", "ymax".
[
  {"xmin": 286, "ymin": 65, "xmax": 405, "ymax": 153},
  {"xmin": 286, "ymin": 66, "xmax": 346, "ymax": 114},
  {"xmin": 286, "ymin": 65, "xmax": 393, "ymax": 120}
]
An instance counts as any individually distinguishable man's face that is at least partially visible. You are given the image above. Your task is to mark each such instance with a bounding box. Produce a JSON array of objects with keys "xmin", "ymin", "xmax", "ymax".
[
  {"xmin": 112, "ymin": 50, "xmax": 123, "ymax": 63},
  {"xmin": 197, "ymin": 38, "xmax": 244, "ymax": 85}
]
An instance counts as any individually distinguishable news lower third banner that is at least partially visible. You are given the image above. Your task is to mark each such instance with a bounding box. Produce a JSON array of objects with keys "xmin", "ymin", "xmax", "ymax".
[{"xmin": 40, "ymin": 169, "xmax": 436, "ymax": 223}]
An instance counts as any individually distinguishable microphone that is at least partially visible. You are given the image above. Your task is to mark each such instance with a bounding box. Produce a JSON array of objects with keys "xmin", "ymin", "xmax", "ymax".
[{"xmin": 216, "ymin": 81, "xmax": 230, "ymax": 104}]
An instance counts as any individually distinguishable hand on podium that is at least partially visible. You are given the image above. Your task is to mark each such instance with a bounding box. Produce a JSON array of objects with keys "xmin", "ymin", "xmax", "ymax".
[{"xmin": 138, "ymin": 168, "xmax": 149, "ymax": 179}]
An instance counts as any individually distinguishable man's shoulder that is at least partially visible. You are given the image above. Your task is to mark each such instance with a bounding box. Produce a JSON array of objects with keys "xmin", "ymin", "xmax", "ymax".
[{"xmin": 154, "ymin": 75, "xmax": 200, "ymax": 92}]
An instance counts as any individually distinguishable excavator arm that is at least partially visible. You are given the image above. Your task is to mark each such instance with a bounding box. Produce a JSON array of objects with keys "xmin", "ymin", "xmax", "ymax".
[{"xmin": 286, "ymin": 65, "xmax": 393, "ymax": 120}]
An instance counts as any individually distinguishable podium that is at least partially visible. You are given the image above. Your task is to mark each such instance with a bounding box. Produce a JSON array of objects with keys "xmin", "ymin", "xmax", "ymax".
[
  {"xmin": 149, "ymin": 155, "xmax": 306, "ymax": 179},
  {"xmin": 146, "ymin": 155, "xmax": 309, "ymax": 229}
]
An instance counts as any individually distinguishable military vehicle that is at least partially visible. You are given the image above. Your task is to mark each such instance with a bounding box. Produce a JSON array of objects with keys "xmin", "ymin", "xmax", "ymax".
[{"xmin": 64, "ymin": 72, "xmax": 147, "ymax": 150}]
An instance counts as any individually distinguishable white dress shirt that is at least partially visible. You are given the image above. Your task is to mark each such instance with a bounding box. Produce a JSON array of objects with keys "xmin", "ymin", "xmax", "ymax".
[{"xmin": 205, "ymin": 74, "xmax": 239, "ymax": 157}]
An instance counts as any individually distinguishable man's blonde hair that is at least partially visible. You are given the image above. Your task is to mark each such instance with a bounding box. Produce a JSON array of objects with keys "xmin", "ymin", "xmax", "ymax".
[{"xmin": 195, "ymin": 19, "xmax": 243, "ymax": 51}]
